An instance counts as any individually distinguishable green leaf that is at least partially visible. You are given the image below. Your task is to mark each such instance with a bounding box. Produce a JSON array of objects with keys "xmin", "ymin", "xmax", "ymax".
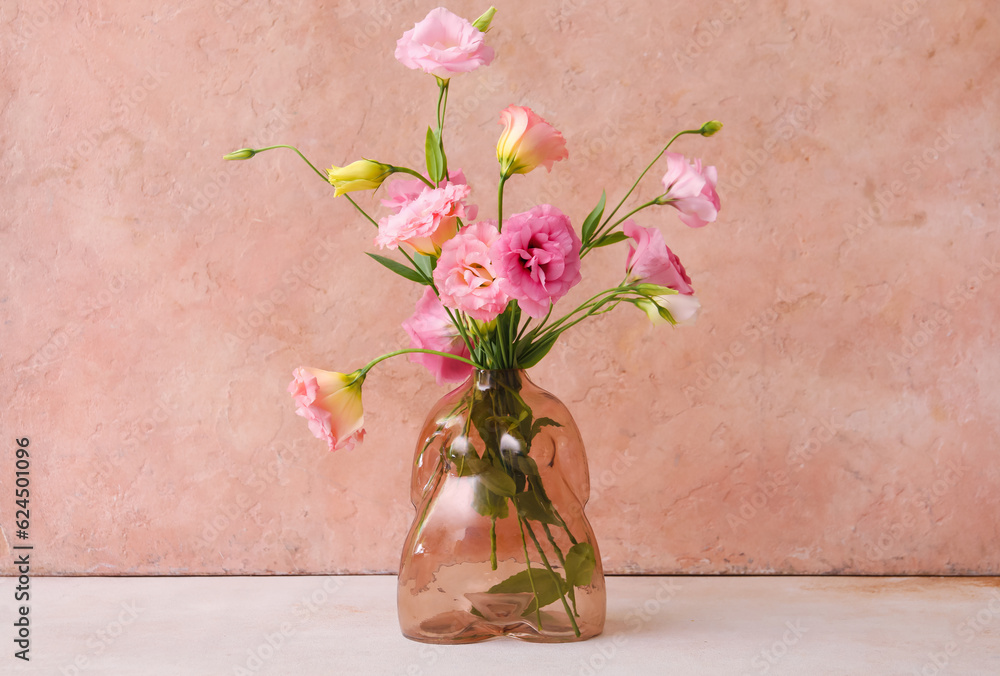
[
  {"xmin": 425, "ymin": 126, "xmax": 444, "ymax": 183},
  {"xmin": 516, "ymin": 455, "xmax": 540, "ymax": 476},
  {"xmin": 529, "ymin": 417, "xmax": 562, "ymax": 441},
  {"xmin": 472, "ymin": 482, "xmax": 509, "ymax": 519},
  {"xmin": 365, "ymin": 253, "xmax": 428, "ymax": 285},
  {"xmin": 514, "ymin": 491, "xmax": 559, "ymax": 525},
  {"xmin": 477, "ymin": 465, "xmax": 516, "ymax": 497},
  {"xmin": 486, "ymin": 567, "xmax": 566, "ymax": 614},
  {"xmin": 565, "ymin": 542, "xmax": 596, "ymax": 588},
  {"xmin": 592, "ymin": 231, "xmax": 629, "ymax": 248},
  {"xmin": 581, "ymin": 190, "xmax": 606, "ymax": 244},
  {"xmin": 414, "ymin": 253, "xmax": 436, "ymax": 279}
]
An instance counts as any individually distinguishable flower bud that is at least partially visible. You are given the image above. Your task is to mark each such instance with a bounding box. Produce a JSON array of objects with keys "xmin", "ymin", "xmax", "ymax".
[
  {"xmin": 327, "ymin": 160, "xmax": 393, "ymax": 197},
  {"xmin": 699, "ymin": 120, "xmax": 723, "ymax": 137},
  {"xmin": 472, "ymin": 7, "xmax": 497, "ymax": 32},
  {"xmin": 224, "ymin": 148, "xmax": 257, "ymax": 160},
  {"xmin": 634, "ymin": 283, "xmax": 677, "ymax": 298}
]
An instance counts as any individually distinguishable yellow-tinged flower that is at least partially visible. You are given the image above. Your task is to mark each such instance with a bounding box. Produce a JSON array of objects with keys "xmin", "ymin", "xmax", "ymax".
[
  {"xmin": 288, "ymin": 368, "xmax": 366, "ymax": 451},
  {"xmin": 496, "ymin": 105, "xmax": 568, "ymax": 179},
  {"xmin": 636, "ymin": 294, "xmax": 701, "ymax": 326},
  {"xmin": 327, "ymin": 160, "xmax": 392, "ymax": 197}
]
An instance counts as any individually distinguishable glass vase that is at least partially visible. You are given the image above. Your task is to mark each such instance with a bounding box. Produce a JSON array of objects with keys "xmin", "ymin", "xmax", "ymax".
[{"xmin": 398, "ymin": 369, "xmax": 606, "ymax": 643}]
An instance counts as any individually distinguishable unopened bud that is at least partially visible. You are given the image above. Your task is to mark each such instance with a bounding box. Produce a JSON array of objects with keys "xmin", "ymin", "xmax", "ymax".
[
  {"xmin": 699, "ymin": 120, "xmax": 723, "ymax": 137},
  {"xmin": 472, "ymin": 7, "xmax": 497, "ymax": 32},
  {"xmin": 223, "ymin": 148, "xmax": 256, "ymax": 161}
]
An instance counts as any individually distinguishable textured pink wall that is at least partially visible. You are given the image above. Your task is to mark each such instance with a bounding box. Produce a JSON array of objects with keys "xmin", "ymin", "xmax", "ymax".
[{"xmin": 2, "ymin": 1, "xmax": 998, "ymax": 575}]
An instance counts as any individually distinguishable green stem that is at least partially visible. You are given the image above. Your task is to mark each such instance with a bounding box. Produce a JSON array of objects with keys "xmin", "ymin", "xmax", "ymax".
[
  {"xmin": 390, "ymin": 166, "xmax": 435, "ymax": 188},
  {"xmin": 600, "ymin": 129, "xmax": 700, "ymax": 231},
  {"xmin": 358, "ymin": 348, "xmax": 479, "ymax": 379},
  {"xmin": 517, "ymin": 515, "xmax": 544, "ymax": 629},
  {"xmin": 497, "ymin": 175, "xmax": 508, "ymax": 231},
  {"xmin": 582, "ymin": 198, "xmax": 659, "ymax": 258},
  {"xmin": 522, "ymin": 519, "xmax": 581, "ymax": 637},
  {"xmin": 490, "ymin": 517, "xmax": 498, "ymax": 570},
  {"xmin": 246, "ymin": 145, "xmax": 328, "ymax": 182},
  {"xmin": 344, "ymin": 194, "xmax": 379, "ymax": 229}
]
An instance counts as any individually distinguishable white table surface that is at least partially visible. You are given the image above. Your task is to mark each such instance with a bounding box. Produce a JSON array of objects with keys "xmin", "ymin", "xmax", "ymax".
[{"xmin": 1, "ymin": 575, "xmax": 998, "ymax": 675}]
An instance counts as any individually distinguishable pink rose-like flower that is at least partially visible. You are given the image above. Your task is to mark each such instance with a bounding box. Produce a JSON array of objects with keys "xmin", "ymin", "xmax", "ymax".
[
  {"xmin": 434, "ymin": 221, "xmax": 509, "ymax": 322},
  {"xmin": 375, "ymin": 182, "xmax": 471, "ymax": 256},
  {"xmin": 490, "ymin": 204, "xmax": 582, "ymax": 318},
  {"xmin": 623, "ymin": 220, "xmax": 694, "ymax": 295},
  {"xmin": 381, "ymin": 169, "xmax": 476, "ymax": 220},
  {"xmin": 659, "ymin": 152, "xmax": 720, "ymax": 228},
  {"xmin": 496, "ymin": 106, "xmax": 569, "ymax": 178},
  {"xmin": 288, "ymin": 368, "xmax": 366, "ymax": 452},
  {"xmin": 395, "ymin": 7, "xmax": 495, "ymax": 78},
  {"xmin": 402, "ymin": 288, "xmax": 474, "ymax": 385}
]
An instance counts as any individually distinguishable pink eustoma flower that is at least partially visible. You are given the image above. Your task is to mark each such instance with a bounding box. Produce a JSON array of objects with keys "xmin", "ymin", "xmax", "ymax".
[
  {"xmin": 659, "ymin": 152, "xmax": 720, "ymax": 228},
  {"xmin": 402, "ymin": 288, "xmax": 474, "ymax": 385},
  {"xmin": 434, "ymin": 221, "xmax": 509, "ymax": 322},
  {"xmin": 496, "ymin": 105, "xmax": 569, "ymax": 178},
  {"xmin": 375, "ymin": 182, "xmax": 471, "ymax": 256},
  {"xmin": 490, "ymin": 204, "xmax": 582, "ymax": 318},
  {"xmin": 381, "ymin": 169, "xmax": 476, "ymax": 220},
  {"xmin": 395, "ymin": 7, "xmax": 495, "ymax": 78},
  {"xmin": 623, "ymin": 220, "xmax": 694, "ymax": 295},
  {"xmin": 288, "ymin": 368, "xmax": 366, "ymax": 452}
]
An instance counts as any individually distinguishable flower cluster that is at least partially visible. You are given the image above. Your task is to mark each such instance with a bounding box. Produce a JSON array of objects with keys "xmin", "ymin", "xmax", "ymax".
[{"xmin": 226, "ymin": 6, "xmax": 722, "ymax": 452}]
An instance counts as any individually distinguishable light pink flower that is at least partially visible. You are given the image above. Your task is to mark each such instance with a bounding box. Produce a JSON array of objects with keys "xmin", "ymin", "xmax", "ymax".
[
  {"xmin": 660, "ymin": 152, "xmax": 720, "ymax": 228},
  {"xmin": 490, "ymin": 204, "xmax": 582, "ymax": 318},
  {"xmin": 434, "ymin": 221, "xmax": 509, "ymax": 321},
  {"xmin": 402, "ymin": 288, "xmax": 474, "ymax": 385},
  {"xmin": 375, "ymin": 182, "xmax": 471, "ymax": 256},
  {"xmin": 381, "ymin": 169, "xmax": 476, "ymax": 220},
  {"xmin": 288, "ymin": 368, "xmax": 366, "ymax": 452},
  {"xmin": 395, "ymin": 8, "xmax": 495, "ymax": 78},
  {"xmin": 638, "ymin": 294, "xmax": 701, "ymax": 326},
  {"xmin": 623, "ymin": 220, "xmax": 694, "ymax": 295},
  {"xmin": 496, "ymin": 105, "xmax": 569, "ymax": 178}
]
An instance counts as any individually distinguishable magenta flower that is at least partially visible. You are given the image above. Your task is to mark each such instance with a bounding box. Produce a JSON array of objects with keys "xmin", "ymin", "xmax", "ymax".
[
  {"xmin": 659, "ymin": 152, "xmax": 720, "ymax": 228},
  {"xmin": 402, "ymin": 288, "xmax": 474, "ymax": 385},
  {"xmin": 434, "ymin": 221, "xmax": 509, "ymax": 322},
  {"xmin": 288, "ymin": 368, "xmax": 366, "ymax": 452},
  {"xmin": 623, "ymin": 220, "xmax": 694, "ymax": 295},
  {"xmin": 375, "ymin": 182, "xmax": 471, "ymax": 256},
  {"xmin": 490, "ymin": 205, "xmax": 582, "ymax": 318},
  {"xmin": 395, "ymin": 7, "xmax": 495, "ymax": 78}
]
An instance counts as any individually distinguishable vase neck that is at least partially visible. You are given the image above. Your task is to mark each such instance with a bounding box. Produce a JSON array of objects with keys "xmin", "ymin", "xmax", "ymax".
[{"xmin": 473, "ymin": 369, "xmax": 526, "ymax": 392}]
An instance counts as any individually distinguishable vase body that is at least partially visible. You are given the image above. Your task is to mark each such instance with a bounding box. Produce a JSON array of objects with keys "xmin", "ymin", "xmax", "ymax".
[{"xmin": 398, "ymin": 369, "xmax": 606, "ymax": 643}]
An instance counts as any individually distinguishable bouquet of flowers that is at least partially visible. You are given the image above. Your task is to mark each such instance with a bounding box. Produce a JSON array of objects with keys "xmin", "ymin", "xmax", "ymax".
[{"xmin": 227, "ymin": 6, "xmax": 721, "ymax": 642}]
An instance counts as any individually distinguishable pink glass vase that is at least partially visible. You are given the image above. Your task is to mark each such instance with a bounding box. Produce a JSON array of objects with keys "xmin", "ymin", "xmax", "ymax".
[{"xmin": 398, "ymin": 369, "xmax": 606, "ymax": 643}]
